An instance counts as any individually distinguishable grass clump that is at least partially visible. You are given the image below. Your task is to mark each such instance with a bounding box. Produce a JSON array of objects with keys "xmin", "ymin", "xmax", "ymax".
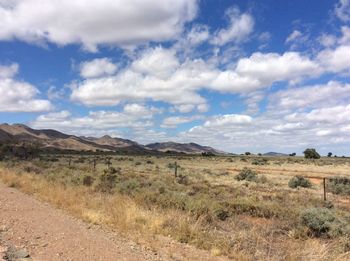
[
  {"xmin": 288, "ymin": 176, "xmax": 312, "ymax": 188},
  {"xmin": 328, "ymin": 177, "xmax": 350, "ymax": 195}
]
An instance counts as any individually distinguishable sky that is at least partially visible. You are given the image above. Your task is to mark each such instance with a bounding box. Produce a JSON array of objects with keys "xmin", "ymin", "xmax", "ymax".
[{"xmin": 0, "ymin": 0, "xmax": 350, "ymax": 155}]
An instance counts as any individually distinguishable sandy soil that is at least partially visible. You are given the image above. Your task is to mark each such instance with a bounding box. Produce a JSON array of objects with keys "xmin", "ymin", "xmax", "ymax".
[{"xmin": 0, "ymin": 183, "xmax": 225, "ymax": 261}]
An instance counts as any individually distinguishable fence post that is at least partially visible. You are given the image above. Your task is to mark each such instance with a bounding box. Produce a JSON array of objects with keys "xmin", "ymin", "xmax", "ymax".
[
  {"xmin": 174, "ymin": 161, "xmax": 178, "ymax": 177},
  {"xmin": 323, "ymin": 178, "xmax": 327, "ymax": 201}
]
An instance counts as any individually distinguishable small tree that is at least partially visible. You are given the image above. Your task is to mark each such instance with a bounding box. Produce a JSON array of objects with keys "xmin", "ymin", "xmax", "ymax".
[
  {"xmin": 289, "ymin": 153, "xmax": 296, "ymax": 157},
  {"xmin": 327, "ymin": 152, "xmax": 333, "ymax": 157},
  {"xmin": 245, "ymin": 152, "xmax": 251, "ymax": 156},
  {"xmin": 303, "ymin": 148, "xmax": 320, "ymax": 159}
]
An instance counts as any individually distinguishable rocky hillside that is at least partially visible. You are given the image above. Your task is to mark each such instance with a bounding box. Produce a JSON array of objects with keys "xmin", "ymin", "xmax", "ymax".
[
  {"xmin": 146, "ymin": 142, "xmax": 223, "ymax": 154},
  {"xmin": 0, "ymin": 124, "xmax": 223, "ymax": 154}
]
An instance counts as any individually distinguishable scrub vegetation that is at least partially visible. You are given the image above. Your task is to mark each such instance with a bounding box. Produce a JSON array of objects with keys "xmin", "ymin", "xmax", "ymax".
[{"xmin": 0, "ymin": 154, "xmax": 350, "ymax": 260}]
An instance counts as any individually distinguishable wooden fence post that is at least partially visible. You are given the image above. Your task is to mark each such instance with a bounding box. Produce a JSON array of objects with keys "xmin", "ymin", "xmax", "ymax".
[
  {"xmin": 323, "ymin": 178, "xmax": 327, "ymax": 201},
  {"xmin": 174, "ymin": 161, "xmax": 178, "ymax": 177}
]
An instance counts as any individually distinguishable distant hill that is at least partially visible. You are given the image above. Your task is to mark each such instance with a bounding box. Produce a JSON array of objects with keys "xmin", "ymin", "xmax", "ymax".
[
  {"xmin": 263, "ymin": 152, "xmax": 289, "ymax": 157},
  {"xmin": 145, "ymin": 142, "xmax": 224, "ymax": 154},
  {"xmin": 0, "ymin": 123, "xmax": 223, "ymax": 155}
]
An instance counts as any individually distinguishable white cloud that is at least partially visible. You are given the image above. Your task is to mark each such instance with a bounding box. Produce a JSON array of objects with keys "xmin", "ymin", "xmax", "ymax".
[
  {"xmin": 186, "ymin": 25, "xmax": 210, "ymax": 46},
  {"xmin": 0, "ymin": 0, "xmax": 198, "ymax": 51},
  {"xmin": 285, "ymin": 30, "xmax": 302, "ymax": 43},
  {"xmin": 0, "ymin": 63, "xmax": 52, "ymax": 112},
  {"xmin": 71, "ymin": 47, "xmax": 215, "ymax": 109},
  {"xmin": 211, "ymin": 7, "xmax": 254, "ymax": 46},
  {"xmin": 80, "ymin": 58, "xmax": 118, "ymax": 78},
  {"xmin": 131, "ymin": 47, "xmax": 179, "ymax": 79},
  {"xmin": 286, "ymin": 104, "xmax": 350, "ymax": 124},
  {"xmin": 211, "ymin": 52, "xmax": 320, "ymax": 92},
  {"xmin": 203, "ymin": 114, "xmax": 252, "ymax": 127},
  {"xmin": 335, "ymin": 0, "xmax": 350, "ymax": 22},
  {"xmin": 0, "ymin": 63, "xmax": 18, "ymax": 78},
  {"xmin": 123, "ymin": 103, "xmax": 162, "ymax": 117},
  {"xmin": 339, "ymin": 26, "xmax": 350, "ymax": 44},
  {"xmin": 71, "ymin": 46, "xmax": 323, "ymax": 110},
  {"xmin": 31, "ymin": 104, "xmax": 161, "ymax": 135},
  {"xmin": 317, "ymin": 45, "xmax": 350, "ymax": 73},
  {"xmin": 319, "ymin": 34, "xmax": 337, "ymax": 47},
  {"xmin": 161, "ymin": 115, "xmax": 202, "ymax": 128},
  {"xmin": 269, "ymin": 81, "xmax": 350, "ymax": 111}
]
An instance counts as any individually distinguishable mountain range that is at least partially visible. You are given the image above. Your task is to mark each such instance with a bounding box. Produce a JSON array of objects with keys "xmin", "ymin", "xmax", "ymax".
[{"xmin": 0, "ymin": 123, "xmax": 223, "ymax": 155}]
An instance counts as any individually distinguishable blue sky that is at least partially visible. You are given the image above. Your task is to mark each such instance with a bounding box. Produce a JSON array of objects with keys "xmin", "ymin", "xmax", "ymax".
[{"xmin": 0, "ymin": 0, "xmax": 350, "ymax": 155}]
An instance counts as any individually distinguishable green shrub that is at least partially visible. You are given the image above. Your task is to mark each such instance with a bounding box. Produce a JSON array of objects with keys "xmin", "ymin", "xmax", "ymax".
[
  {"xmin": 235, "ymin": 168, "xmax": 258, "ymax": 182},
  {"xmin": 300, "ymin": 208, "xmax": 335, "ymax": 236},
  {"xmin": 288, "ymin": 176, "xmax": 312, "ymax": 188},
  {"xmin": 299, "ymin": 208, "xmax": 350, "ymax": 237},
  {"xmin": 328, "ymin": 177, "xmax": 350, "ymax": 195}
]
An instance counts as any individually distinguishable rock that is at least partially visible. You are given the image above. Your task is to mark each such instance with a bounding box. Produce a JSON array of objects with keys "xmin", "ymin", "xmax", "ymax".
[
  {"xmin": 13, "ymin": 249, "xmax": 30, "ymax": 258},
  {"xmin": 6, "ymin": 247, "xmax": 30, "ymax": 260}
]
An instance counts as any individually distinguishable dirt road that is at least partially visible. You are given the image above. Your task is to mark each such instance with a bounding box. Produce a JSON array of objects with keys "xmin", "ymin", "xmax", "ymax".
[{"xmin": 0, "ymin": 183, "xmax": 224, "ymax": 261}]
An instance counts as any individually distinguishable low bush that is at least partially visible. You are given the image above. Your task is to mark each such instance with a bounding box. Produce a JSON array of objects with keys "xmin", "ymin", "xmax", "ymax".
[
  {"xmin": 328, "ymin": 177, "xmax": 350, "ymax": 195},
  {"xmin": 300, "ymin": 208, "xmax": 350, "ymax": 238},
  {"xmin": 288, "ymin": 176, "xmax": 312, "ymax": 189},
  {"xmin": 300, "ymin": 208, "xmax": 335, "ymax": 237},
  {"xmin": 95, "ymin": 167, "xmax": 120, "ymax": 193},
  {"xmin": 235, "ymin": 168, "xmax": 258, "ymax": 182},
  {"xmin": 251, "ymin": 158, "xmax": 268, "ymax": 165}
]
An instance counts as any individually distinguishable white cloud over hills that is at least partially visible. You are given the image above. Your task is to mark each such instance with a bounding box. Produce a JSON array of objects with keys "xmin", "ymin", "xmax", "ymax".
[{"xmin": 1, "ymin": 0, "xmax": 350, "ymax": 155}]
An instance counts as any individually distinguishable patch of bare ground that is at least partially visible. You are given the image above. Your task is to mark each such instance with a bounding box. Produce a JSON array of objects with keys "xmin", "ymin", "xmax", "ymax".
[{"xmin": 0, "ymin": 183, "xmax": 225, "ymax": 261}]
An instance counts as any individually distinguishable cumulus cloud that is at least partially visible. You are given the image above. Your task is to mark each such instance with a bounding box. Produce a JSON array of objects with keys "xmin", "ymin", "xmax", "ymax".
[
  {"xmin": 80, "ymin": 58, "xmax": 118, "ymax": 78},
  {"xmin": 161, "ymin": 115, "xmax": 202, "ymax": 128},
  {"xmin": 317, "ymin": 45, "xmax": 350, "ymax": 73},
  {"xmin": 203, "ymin": 114, "xmax": 252, "ymax": 127},
  {"xmin": 0, "ymin": 63, "xmax": 52, "ymax": 112},
  {"xmin": 31, "ymin": 103, "xmax": 161, "ymax": 136},
  {"xmin": 71, "ymin": 46, "xmax": 323, "ymax": 110},
  {"xmin": 175, "ymin": 78, "xmax": 350, "ymax": 153},
  {"xmin": 269, "ymin": 81, "xmax": 350, "ymax": 111},
  {"xmin": 211, "ymin": 52, "xmax": 320, "ymax": 92},
  {"xmin": 71, "ymin": 47, "xmax": 214, "ymax": 110},
  {"xmin": 211, "ymin": 7, "xmax": 254, "ymax": 46},
  {"xmin": 0, "ymin": 0, "xmax": 198, "ymax": 51}
]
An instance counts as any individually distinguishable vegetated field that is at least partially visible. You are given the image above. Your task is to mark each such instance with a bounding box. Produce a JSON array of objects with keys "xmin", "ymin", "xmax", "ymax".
[{"xmin": 0, "ymin": 154, "xmax": 350, "ymax": 260}]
